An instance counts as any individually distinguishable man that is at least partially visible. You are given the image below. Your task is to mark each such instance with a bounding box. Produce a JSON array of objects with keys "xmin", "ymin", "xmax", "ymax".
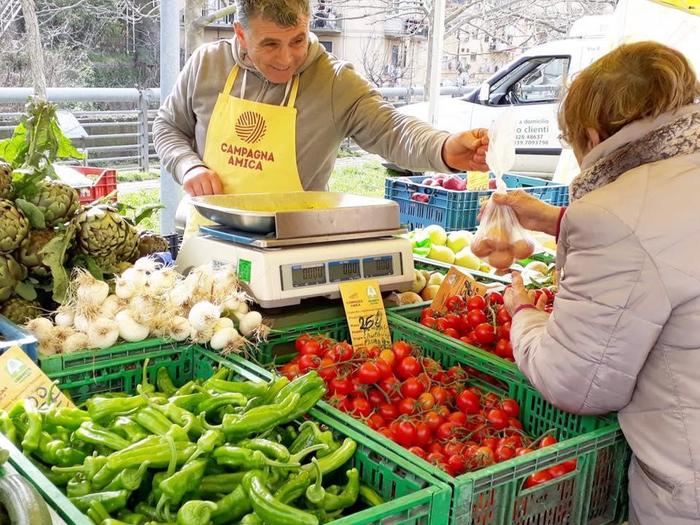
[{"xmin": 154, "ymin": 0, "xmax": 488, "ymax": 203}]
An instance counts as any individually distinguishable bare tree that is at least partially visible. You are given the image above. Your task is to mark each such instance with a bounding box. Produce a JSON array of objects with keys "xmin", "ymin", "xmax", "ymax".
[
  {"xmin": 360, "ymin": 37, "xmax": 413, "ymax": 87},
  {"xmin": 184, "ymin": 0, "xmax": 237, "ymax": 58},
  {"xmin": 21, "ymin": 0, "xmax": 47, "ymax": 98}
]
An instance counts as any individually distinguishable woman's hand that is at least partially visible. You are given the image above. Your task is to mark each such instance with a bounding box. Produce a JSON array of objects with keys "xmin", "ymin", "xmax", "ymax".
[{"xmin": 479, "ymin": 190, "xmax": 562, "ymax": 236}]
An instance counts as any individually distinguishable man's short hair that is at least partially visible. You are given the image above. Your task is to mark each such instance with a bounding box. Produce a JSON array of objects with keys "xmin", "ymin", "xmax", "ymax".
[{"xmin": 236, "ymin": 0, "xmax": 311, "ymax": 29}]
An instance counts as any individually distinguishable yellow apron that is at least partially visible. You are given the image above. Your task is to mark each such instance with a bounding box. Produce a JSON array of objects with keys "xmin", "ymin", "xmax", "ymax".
[{"xmin": 184, "ymin": 65, "xmax": 303, "ymax": 235}]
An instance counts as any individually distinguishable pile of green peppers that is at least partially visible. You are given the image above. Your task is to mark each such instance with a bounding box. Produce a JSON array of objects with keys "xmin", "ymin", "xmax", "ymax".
[{"xmin": 0, "ymin": 367, "xmax": 385, "ymax": 525}]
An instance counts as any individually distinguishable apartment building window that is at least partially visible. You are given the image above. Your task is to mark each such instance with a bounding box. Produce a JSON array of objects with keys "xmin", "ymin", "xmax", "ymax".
[{"xmin": 320, "ymin": 41, "xmax": 333, "ymax": 53}]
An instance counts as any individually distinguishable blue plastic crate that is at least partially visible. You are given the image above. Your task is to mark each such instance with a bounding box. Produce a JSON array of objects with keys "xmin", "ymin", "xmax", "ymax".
[
  {"xmin": 384, "ymin": 173, "xmax": 569, "ymax": 231},
  {"xmin": 0, "ymin": 314, "xmax": 38, "ymax": 362}
]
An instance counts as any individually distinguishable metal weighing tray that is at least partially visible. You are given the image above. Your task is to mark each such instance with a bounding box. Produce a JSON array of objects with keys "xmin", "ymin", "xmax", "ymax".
[{"xmin": 191, "ymin": 192, "xmax": 401, "ymax": 238}]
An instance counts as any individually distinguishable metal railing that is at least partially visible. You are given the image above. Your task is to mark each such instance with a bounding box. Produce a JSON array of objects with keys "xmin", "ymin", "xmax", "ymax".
[{"xmin": 0, "ymin": 85, "xmax": 473, "ymax": 171}]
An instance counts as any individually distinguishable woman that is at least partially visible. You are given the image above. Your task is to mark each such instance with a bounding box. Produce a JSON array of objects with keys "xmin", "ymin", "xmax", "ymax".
[{"xmin": 497, "ymin": 41, "xmax": 700, "ymax": 524}]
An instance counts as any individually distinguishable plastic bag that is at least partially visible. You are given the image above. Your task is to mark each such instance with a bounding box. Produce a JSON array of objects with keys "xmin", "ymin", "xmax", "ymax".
[{"xmin": 471, "ymin": 110, "xmax": 535, "ymax": 269}]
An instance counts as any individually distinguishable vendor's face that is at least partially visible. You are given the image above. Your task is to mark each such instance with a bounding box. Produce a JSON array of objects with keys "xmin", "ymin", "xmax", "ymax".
[{"xmin": 235, "ymin": 14, "xmax": 310, "ymax": 84}]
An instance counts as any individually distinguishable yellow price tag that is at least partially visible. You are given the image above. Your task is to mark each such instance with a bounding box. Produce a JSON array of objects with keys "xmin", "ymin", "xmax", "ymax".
[
  {"xmin": 431, "ymin": 267, "xmax": 487, "ymax": 313},
  {"xmin": 466, "ymin": 171, "xmax": 490, "ymax": 191},
  {"xmin": 339, "ymin": 279, "xmax": 392, "ymax": 351},
  {"xmin": 0, "ymin": 347, "xmax": 74, "ymax": 410}
]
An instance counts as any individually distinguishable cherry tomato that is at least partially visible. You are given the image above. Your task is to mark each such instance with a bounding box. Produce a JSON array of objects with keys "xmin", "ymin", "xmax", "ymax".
[
  {"xmin": 443, "ymin": 441, "xmax": 465, "ymax": 457},
  {"xmin": 445, "ymin": 295, "xmax": 465, "ymax": 313},
  {"xmin": 482, "ymin": 437, "xmax": 498, "ymax": 451},
  {"xmin": 443, "ymin": 328, "xmax": 460, "ymax": 339},
  {"xmin": 547, "ymin": 464, "xmax": 569, "ymax": 478},
  {"xmin": 378, "ymin": 349, "xmax": 395, "ymax": 367},
  {"xmin": 398, "ymin": 398, "xmax": 418, "ymax": 415},
  {"xmin": 375, "ymin": 359, "xmax": 393, "ymax": 380},
  {"xmin": 332, "ymin": 342, "xmax": 353, "ymax": 362},
  {"xmin": 329, "ymin": 377, "xmax": 353, "ymax": 396},
  {"xmin": 421, "ymin": 307, "xmax": 436, "ymax": 320},
  {"xmin": 295, "ymin": 334, "xmax": 312, "ymax": 353},
  {"xmin": 498, "ymin": 322, "xmax": 511, "ymax": 340},
  {"xmin": 540, "ymin": 435, "xmax": 558, "ymax": 448},
  {"xmin": 561, "ymin": 459, "xmax": 578, "ymax": 472},
  {"xmin": 392, "ymin": 420, "xmax": 417, "ymax": 447},
  {"xmin": 467, "ymin": 295, "xmax": 487, "ymax": 311},
  {"xmin": 495, "ymin": 444, "xmax": 515, "ymax": 462},
  {"xmin": 298, "ymin": 354, "xmax": 321, "ymax": 372},
  {"xmin": 501, "ymin": 399, "xmax": 520, "ymax": 418},
  {"xmin": 409, "ymin": 446, "xmax": 427, "ymax": 459},
  {"xmin": 401, "ymin": 378, "xmax": 427, "ymax": 399},
  {"xmin": 396, "ymin": 356, "xmax": 422, "ymax": 380},
  {"xmin": 466, "ymin": 309, "xmax": 488, "ymax": 329},
  {"xmin": 357, "ymin": 362, "xmax": 382, "ymax": 384},
  {"xmin": 414, "ymin": 422, "xmax": 433, "ymax": 447},
  {"xmin": 367, "ymin": 414, "xmax": 385, "ymax": 430},
  {"xmin": 436, "ymin": 421, "xmax": 458, "ymax": 440},
  {"xmin": 426, "ymin": 452, "xmax": 446, "ymax": 465},
  {"xmin": 367, "ymin": 388, "xmax": 386, "ymax": 407},
  {"xmin": 424, "ymin": 410, "xmax": 445, "ymax": 431},
  {"xmin": 508, "ymin": 417, "xmax": 523, "ymax": 431},
  {"xmin": 378, "ymin": 403, "xmax": 399, "ymax": 422},
  {"xmin": 379, "ymin": 377, "xmax": 401, "ymax": 401},
  {"xmin": 447, "ymin": 411, "xmax": 467, "ymax": 427},
  {"xmin": 430, "ymin": 386, "xmax": 449, "ymax": 406},
  {"xmin": 496, "ymin": 306, "xmax": 512, "ymax": 325},
  {"xmin": 456, "ymin": 390, "xmax": 481, "ymax": 414},
  {"xmin": 417, "ymin": 392, "xmax": 436, "ymax": 411},
  {"xmin": 524, "ymin": 470, "xmax": 553, "ymax": 488},
  {"xmin": 516, "ymin": 447, "xmax": 535, "ymax": 456},
  {"xmin": 317, "ymin": 357, "xmax": 337, "ymax": 382},
  {"xmin": 447, "ymin": 454, "xmax": 467, "ymax": 476},
  {"xmin": 487, "ymin": 292, "xmax": 504, "ymax": 305},
  {"xmin": 280, "ymin": 362, "xmax": 301, "ymax": 379},
  {"xmin": 474, "ymin": 323, "xmax": 497, "ymax": 345},
  {"xmin": 392, "ymin": 341, "xmax": 413, "ymax": 361},
  {"xmin": 487, "ymin": 409, "xmax": 509, "ymax": 430},
  {"xmin": 421, "ymin": 316, "xmax": 437, "ymax": 329},
  {"xmin": 351, "ymin": 397, "xmax": 372, "ymax": 417},
  {"xmin": 495, "ymin": 339, "xmax": 513, "ymax": 359}
]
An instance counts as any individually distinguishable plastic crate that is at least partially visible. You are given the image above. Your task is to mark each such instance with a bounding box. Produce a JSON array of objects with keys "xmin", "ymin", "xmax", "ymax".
[
  {"xmin": 38, "ymin": 337, "xmax": 181, "ymax": 376},
  {"xmin": 245, "ymin": 316, "xmax": 629, "ymax": 525},
  {"xmin": 388, "ymin": 303, "xmax": 529, "ymax": 384},
  {"xmin": 0, "ymin": 314, "xmax": 38, "ymax": 362},
  {"xmin": 68, "ymin": 166, "xmax": 118, "ymax": 204},
  {"xmin": 29, "ymin": 344, "xmax": 451, "ymax": 525},
  {"xmin": 385, "ymin": 173, "xmax": 569, "ymax": 231}
]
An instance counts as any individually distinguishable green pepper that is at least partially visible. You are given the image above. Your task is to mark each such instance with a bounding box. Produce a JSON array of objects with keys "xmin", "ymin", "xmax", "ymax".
[
  {"xmin": 34, "ymin": 461, "xmax": 74, "ymax": 486},
  {"xmin": 294, "ymin": 422, "xmax": 339, "ymax": 458},
  {"xmin": 69, "ymin": 490, "xmax": 129, "ymax": 513},
  {"xmin": 199, "ymin": 472, "xmax": 246, "ymax": 496},
  {"xmin": 157, "ymin": 458, "xmax": 207, "ymax": 515},
  {"xmin": 213, "ymin": 446, "xmax": 297, "ymax": 470},
  {"xmin": 86, "ymin": 499, "xmax": 111, "ymax": 523},
  {"xmin": 134, "ymin": 502, "xmax": 161, "ymax": 521},
  {"xmin": 66, "ymin": 474, "xmax": 92, "ymax": 498},
  {"xmin": 168, "ymin": 393, "xmax": 209, "ymax": 412},
  {"xmin": 242, "ymin": 470, "xmax": 318, "ymax": 525},
  {"xmin": 196, "ymin": 393, "xmax": 248, "ymax": 416},
  {"xmin": 211, "ymin": 485, "xmax": 252, "ymax": 524},
  {"xmin": 156, "ymin": 368, "xmax": 178, "ymax": 396},
  {"xmin": 21, "ymin": 401, "xmax": 43, "ymax": 453},
  {"xmin": 53, "ymin": 454, "xmax": 108, "ymax": 481},
  {"xmin": 289, "ymin": 423, "xmax": 315, "ymax": 455},
  {"xmin": 176, "ymin": 500, "xmax": 217, "ymax": 525},
  {"xmin": 318, "ymin": 468, "xmax": 359, "ymax": 511},
  {"xmin": 86, "ymin": 396, "xmax": 148, "ymax": 424},
  {"xmin": 117, "ymin": 509, "xmax": 149, "ymax": 524},
  {"xmin": 133, "ymin": 408, "xmax": 189, "ymax": 442},
  {"xmin": 44, "ymin": 406, "xmax": 90, "ymax": 431},
  {"xmin": 359, "ymin": 484, "xmax": 384, "ymax": 507},
  {"xmin": 239, "ymin": 513, "xmax": 263, "ymax": 525},
  {"xmin": 244, "ymin": 376, "xmax": 290, "ymax": 412},
  {"xmin": 101, "ymin": 520, "xmax": 132, "ymax": 525},
  {"xmin": 202, "ymin": 378, "xmax": 267, "ymax": 397},
  {"xmin": 202, "ymin": 392, "xmax": 300, "ymax": 441},
  {"xmin": 34, "ymin": 435, "xmax": 87, "ymax": 467},
  {"xmin": 106, "ymin": 436, "xmax": 196, "ymax": 472},
  {"xmin": 188, "ymin": 429, "xmax": 223, "ymax": 462},
  {"xmin": 272, "ymin": 372, "xmax": 324, "ymax": 405},
  {"xmin": 304, "ymin": 458, "xmax": 325, "ymax": 506},
  {"xmin": 139, "ymin": 359, "xmax": 156, "ymax": 395},
  {"xmin": 74, "ymin": 421, "xmax": 131, "ymax": 451},
  {"xmin": 236, "ymin": 438, "xmax": 290, "ymax": 462},
  {"xmin": 285, "ymin": 387, "xmax": 326, "ymax": 423},
  {"xmin": 0, "ymin": 410, "xmax": 18, "ymax": 445},
  {"xmin": 110, "ymin": 417, "xmax": 149, "ymax": 443},
  {"xmin": 105, "ymin": 462, "xmax": 150, "ymax": 492},
  {"xmin": 174, "ymin": 381, "xmax": 196, "ymax": 396}
]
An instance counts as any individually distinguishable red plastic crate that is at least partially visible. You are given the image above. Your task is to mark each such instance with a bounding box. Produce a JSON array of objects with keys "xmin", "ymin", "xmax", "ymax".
[{"xmin": 71, "ymin": 167, "xmax": 117, "ymax": 204}]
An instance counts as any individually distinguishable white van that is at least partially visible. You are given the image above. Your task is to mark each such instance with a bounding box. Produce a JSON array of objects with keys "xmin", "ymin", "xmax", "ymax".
[{"xmin": 394, "ymin": 0, "xmax": 700, "ymax": 178}]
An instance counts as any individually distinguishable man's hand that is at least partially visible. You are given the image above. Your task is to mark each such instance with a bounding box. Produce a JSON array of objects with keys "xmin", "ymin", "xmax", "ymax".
[
  {"xmin": 478, "ymin": 190, "xmax": 562, "ymax": 236},
  {"xmin": 442, "ymin": 128, "xmax": 490, "ymax": 172},
  {"xmin": 183, "ymin": 166, "xmax": 224, "ymax": 197}
]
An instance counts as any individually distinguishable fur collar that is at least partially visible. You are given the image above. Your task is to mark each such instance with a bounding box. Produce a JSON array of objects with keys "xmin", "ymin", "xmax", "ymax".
[{"xmin": 570, "ymin": 106, "xmax": 700, "ymax": 201}]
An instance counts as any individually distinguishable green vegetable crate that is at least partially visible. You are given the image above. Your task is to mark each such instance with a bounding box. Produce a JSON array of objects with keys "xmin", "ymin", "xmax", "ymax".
[
  {"xmin": 388, "ymin": 304, "xmax": 531, "ymax": 385},
  {"xmin": 244, "ymin": 315, "xmax": 630, "ymax": 525},
  {"xmin": 7, "ymin": 343, "xmax": 451, "ymax": 525}
]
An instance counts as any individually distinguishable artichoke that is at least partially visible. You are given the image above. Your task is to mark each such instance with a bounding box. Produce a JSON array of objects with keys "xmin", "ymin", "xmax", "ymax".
[
  {"xmin": 27, "ymin": 181, "xmax": 80, "ymax": 226},
  {"xmin": 16, "ymin": 228, "xmax": 59, "ymax": 277},
  {"xmin": 0, "ymin": 254, "xmax": 26, "ymax": 302},
  {"xmin": 0, "ymin": 161, "xmax": 12, "ymax": 199},
  {"xmin": 136, "ymin": 231, "xmax": 169, "ymax": 260},
  {"xmin": 74, "ymin": 205, "xmax": 139, "ymax": 263},
  {"xmin": 0, "ymin": 297, "xmax": 42, "ymax": 324},
  {"xmin": 0, "ymin": 199, "xmax": 29, "ymax": 254}
]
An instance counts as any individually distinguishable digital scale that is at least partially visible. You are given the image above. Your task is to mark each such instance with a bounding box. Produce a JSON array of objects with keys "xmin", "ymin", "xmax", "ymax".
[{"xmin": 176, "ymin": 192, "xmax": 415, "ymax": 308}]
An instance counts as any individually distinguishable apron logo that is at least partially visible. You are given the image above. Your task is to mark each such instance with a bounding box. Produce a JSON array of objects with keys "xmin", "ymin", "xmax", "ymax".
[{"xmin": 235, "ymin": 111, "xmax": 267, "ymax": 144}]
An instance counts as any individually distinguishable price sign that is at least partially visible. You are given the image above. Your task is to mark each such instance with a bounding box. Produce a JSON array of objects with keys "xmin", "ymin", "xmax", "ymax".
[
  {"xmin": 466, "ymin": 171, "xmax": 490, "ymax": 191},
  {"xmin": 339, "ymin": 280, "xmax": 392, "ymax": 351},
  {"xmin": 0, "ymin": 347, "xmax": 74, "ymax": 410},
  {"xmin": 431, "ymin": 267, "xmax": 487, "ymax": 313}
]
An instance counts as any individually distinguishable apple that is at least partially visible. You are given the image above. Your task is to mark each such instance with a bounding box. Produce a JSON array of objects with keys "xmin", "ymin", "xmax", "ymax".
[
  {"xmin": 424, "ymin": 224, "xmax": 447, "ymax": 246},
  {"xmin": 421, "ymin": 285, "xmax": 441, "ymax": 301},
  {"xmin": 446, "ymin": 230, "xmax": 473, "ymax": 253},
  {"xmin": 427, "ymin": 272, "xmax": 445, "ymax": 286},
  {"xmin": 443, "ymin": 175, "xmax": 466, "ymax": 191},
  {"xmin": 410, "ymin": 269, "xmax": 428, "ymax": 293},
  {"xmin": 454, "ymin": 247, "xmax": 481, "ymax": 270},
  {"xmin": 428, "ymin": 245, "xmax": 455, "ymax": 264},
  {"xmin": 410, "ymin": 193, "xmax": 430, "ymax": 203}
]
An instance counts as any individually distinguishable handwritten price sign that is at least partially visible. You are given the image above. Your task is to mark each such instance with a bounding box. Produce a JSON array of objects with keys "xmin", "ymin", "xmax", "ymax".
[{"xmin": 339, "ymin": 280, "xmax": 392, "ymax": 351}]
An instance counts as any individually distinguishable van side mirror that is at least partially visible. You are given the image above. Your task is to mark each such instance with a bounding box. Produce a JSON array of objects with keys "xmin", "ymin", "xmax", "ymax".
[{"xmin": 478, "ymin": 82, "xmax": 490, "ymax": 103}]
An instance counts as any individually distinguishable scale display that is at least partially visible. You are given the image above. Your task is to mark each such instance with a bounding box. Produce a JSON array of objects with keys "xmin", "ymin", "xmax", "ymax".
[
  {"xmin": 290, "ymin": 264, "xmax": 326, "ymax": 288},
  {"xmin": 280, "ymin": 253, "xmax": 402, "ymax": 291},
  {"xmin": 328, "ymin": 259, "xmax": 361, "ymax": 283}
]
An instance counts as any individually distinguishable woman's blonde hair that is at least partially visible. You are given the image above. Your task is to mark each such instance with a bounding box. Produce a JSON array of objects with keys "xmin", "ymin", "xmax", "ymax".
[{"xmin": 559, "ymin": 41, "xmax": 700, "ymax": 152}]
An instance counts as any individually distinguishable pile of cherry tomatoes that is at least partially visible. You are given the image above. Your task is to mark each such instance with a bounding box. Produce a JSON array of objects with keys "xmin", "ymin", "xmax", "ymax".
[
  {"xmin": 419, "ymin": 289, "xmax": 554, "ymax": 362},
  {"xmin": 279, "ymin": 336, "xmax": 575, "ymax": 484}
]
